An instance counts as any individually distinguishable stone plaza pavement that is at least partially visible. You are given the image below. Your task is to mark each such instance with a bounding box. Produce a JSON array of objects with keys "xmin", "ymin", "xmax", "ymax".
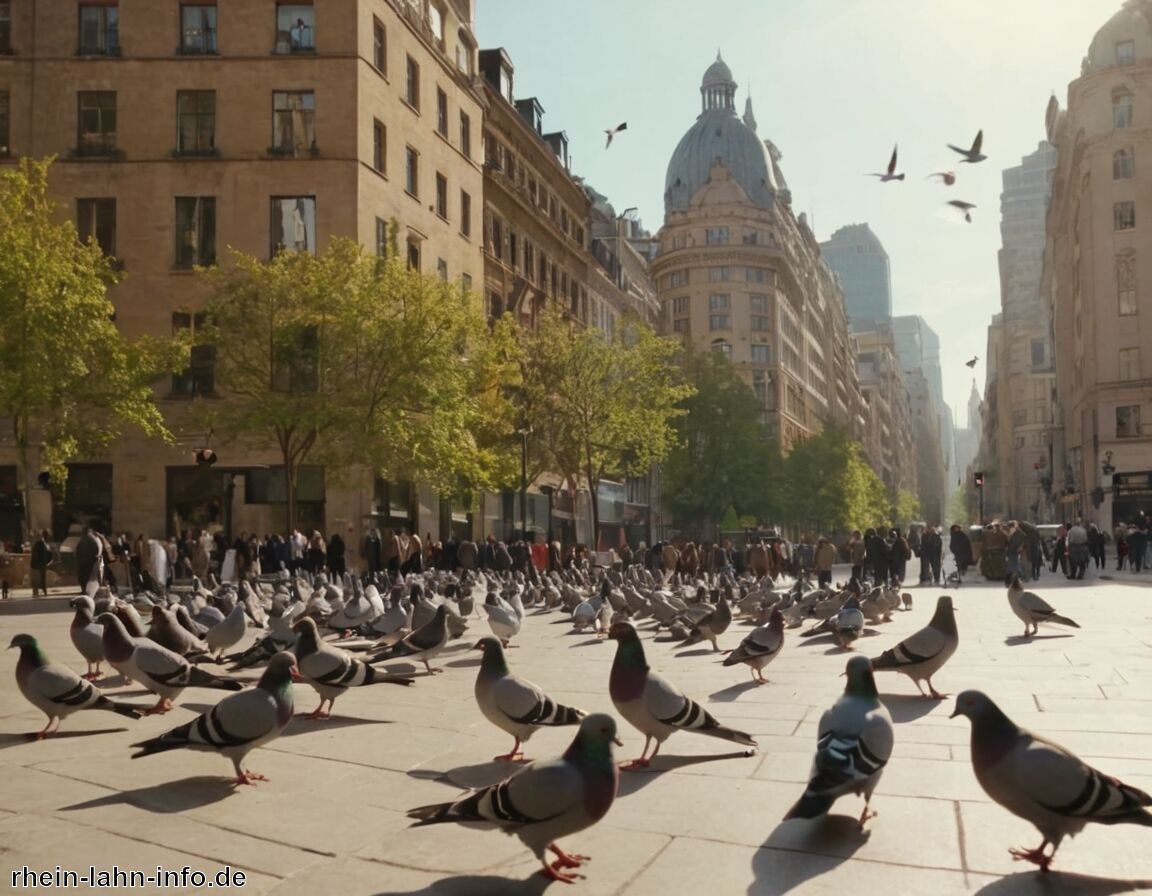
[{"xmin": 2, "ymin": 567, "xmax": 1152, "ymax": 895}]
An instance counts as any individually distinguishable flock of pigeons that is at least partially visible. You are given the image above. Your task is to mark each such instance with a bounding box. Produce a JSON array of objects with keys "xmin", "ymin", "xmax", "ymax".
[
  {"xmin": 871, "ymin": 129, "xmax": 986, "ymax": 222},
  {"xmin": 7, "ymin": 561, "xmax": 1149, "ymax": 884}
]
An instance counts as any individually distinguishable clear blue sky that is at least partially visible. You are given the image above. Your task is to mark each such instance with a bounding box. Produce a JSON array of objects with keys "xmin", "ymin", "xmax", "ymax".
[{"xmin": 476, "ymin": 0, "xmax": 1111, "ymax": 423}]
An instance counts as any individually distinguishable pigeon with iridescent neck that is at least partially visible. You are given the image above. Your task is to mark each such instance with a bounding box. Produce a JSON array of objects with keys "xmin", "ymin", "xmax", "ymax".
[
  {"xmin": 367, "ymin": 603, "xmax": 449, "ymax": 674},
  {"xmin": 869, "ymin": 594, "xmax": 958, "ymax": 700}
]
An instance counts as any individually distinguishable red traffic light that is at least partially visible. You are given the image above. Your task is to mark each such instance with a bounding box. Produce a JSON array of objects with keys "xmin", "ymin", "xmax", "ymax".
[
  {"xmin": 973, "ymin": 471, "xmax": 985, "ymax": 487},
  {"xmin": 195, "ymin": 448, "xmax": 217, "ymax": 466}
]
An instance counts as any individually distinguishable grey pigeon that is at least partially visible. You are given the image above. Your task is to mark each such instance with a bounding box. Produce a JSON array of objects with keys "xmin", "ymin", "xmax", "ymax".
[
  {"xmin": 608, "ymin": 622, "xmax": 756, "ymax": 769},
  {"xmin": 10, "ymin": 634, "xmax": 142, "ymax": 738},
  {"xmin": 69, "ymin": 596, "xmax": 106, "ymax": 680},
  {"xmin": 205, "ymin": 602, "xmax": 248, "ymax": 659},
  {"xmin": 785, "ymin": 655, "xmax": 893, "ymax": 828},
  {"xmin": 132, "ymin": 653, "xmax": 299, "ymax": 786},
  {"xmin": 292, "ymin": 617, "xmax": 413, "ymax": 718},
  {"xmin": 722, "ymin": 608, "xmax": 784, "ymax": 685},
  {"xmin": 833, "ymin": 596, "xmax": 865, "ymax": 649},
  {"xmin": 952, "ymin": 689, "xmax": 1152, "ymax": 871},
  {"xmin": 947, "ymin": 128, "xmax": 986, "ymax": 163},
  {"xmin": 368, "ymin": 603, "xmax": 449, "ymax": 674},
  {"xmin": 408, "ymin": 713, "xmax": 622, "ymax": 884},
  {"xmin": 474, "ymin": 637, "xmax": 584, "ymax": 761},
  {"xmin": 869, "ymin": 594, "xmax": 958, "ymax": 700},
  {"xmin": 869, "ymin": 144, "xmax": 904, "ymax": 182},
  {"xmin": 682, "ymin": 593, "xmax": 732, "ymax": 651},
  {"xmin": 1006, "ymin": 574, "xmax": 1080, "ymax": 638},
  {"xmin": 148, "ymin": 605, "xmax": 210, "ymax": 658}
]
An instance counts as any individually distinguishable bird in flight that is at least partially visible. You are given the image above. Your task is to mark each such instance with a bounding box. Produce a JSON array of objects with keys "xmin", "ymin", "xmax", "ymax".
[
  {"xmin": 869, "ymin": 145, "xmax": 904, "ymax": 182},
  {"xmin": 604, "ymin": 122, "xmax": 627, "ymax": 149},
  {"xmin": 949, "ymin": 200, "xmax": 977, "ymax": 223},
  {"xmin": 948, "ymin": 130, "xmax": 986, "ymax": 163},
  {"xmin": 965, "ymin": 356, "xmax": 979, "ymax": 368},
  {"xmin": 926, "ymin": 171, "xmax": 957, "ymax": 185}
]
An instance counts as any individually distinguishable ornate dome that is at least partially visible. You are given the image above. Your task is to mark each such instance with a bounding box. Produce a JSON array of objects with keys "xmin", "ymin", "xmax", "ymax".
[
  {"xmin": 664, "ymin": 55, "xmax": 778, "ymax": 214},
  {"xmin": 1084, "ymin": 0, "xmax": 1152, "ymax": 75}
]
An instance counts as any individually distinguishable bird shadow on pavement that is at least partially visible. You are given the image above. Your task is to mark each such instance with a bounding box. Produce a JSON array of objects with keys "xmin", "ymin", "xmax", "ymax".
[
  {"xmin": 282, "ymin": 715, "xmax": 393, "ymax": 736},
  {"xmin": 567, "ymin": 638, "xmax": 608, "ymax": 648},
  {"xmin": 617, "ymin": 750, "xmax": 757, "ymax": 797},
  {"xmin": 1003, "ymin": 634, "xmax": 1075, "ymax": 646},
  {"xmin": 972, "ymin": 870, "xmax": 1152, "ymax": 896},
  {"xmin": 0, "ymin": 727, "xmax": 129, "ymax": 748},
  {"xmin": 444, "ymin": 657, "xmax": 481, "ymax": 669},
  {"xmin": 709, "ymin": 680, "xmax": 764, "ymax": 702},
  {"xmin": 374, "ymin": 871, "xmax": 552, "ymax": 896},
  {"xmin": 408, "ymin": 758, "xmax": 529, "ymax": 790},
  {"xmin": 674, "ymin": 647, "xmax": 718, "ymax": 658},
  {"xmin": 748, "ymin": 815, "xmax": 870, "ymax": 895},
  {"xmin": 59, "ymin": 775, "xmax": 236, "ymax": 814},
  {"xmin": 878, "ymin": 694, "xmax": 943, "ymax": 723}
]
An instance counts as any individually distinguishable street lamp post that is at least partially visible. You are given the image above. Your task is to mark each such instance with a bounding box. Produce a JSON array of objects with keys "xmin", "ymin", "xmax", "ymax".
[{"xmin": 517, "ymin": 426, "xmax": 531, "ymax": 540}]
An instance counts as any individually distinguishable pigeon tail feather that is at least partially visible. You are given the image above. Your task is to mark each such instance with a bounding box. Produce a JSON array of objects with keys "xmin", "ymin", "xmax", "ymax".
[
  {"xmin": 1047, "ymin": 613, "xmax": 1080, "ymax": 629},
  {"xmin": 784, "ymin": 792, "xmax": 836, "ymax": 820}
]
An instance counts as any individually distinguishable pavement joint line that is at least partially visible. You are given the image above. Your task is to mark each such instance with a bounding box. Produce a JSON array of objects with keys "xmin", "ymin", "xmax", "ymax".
[
  {"xmin": 1033, "ymin": 693, "xmax": 1042, "ymax": 712},
  {"xmin": 749, "ymin": 840, "xmax": 967, "ymax": 874},
  {"xmin": 611, "ymin": 834, "xmax": 675, "ymax": 896},
  {"xmin": 953, "ymin": 799, "xmax": 971, "ymax": 888}
]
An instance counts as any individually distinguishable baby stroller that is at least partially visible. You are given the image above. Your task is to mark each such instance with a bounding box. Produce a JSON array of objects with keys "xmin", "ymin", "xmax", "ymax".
[{"xmin": 944, "ymin": 559, "xmax": 962, "ymax": 588}]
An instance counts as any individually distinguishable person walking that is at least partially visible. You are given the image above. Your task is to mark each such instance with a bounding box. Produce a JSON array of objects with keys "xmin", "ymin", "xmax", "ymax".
[
  {"xmin": 948, "ymin": 524, "xmax": 973, "ymax": 582},
  {"xmin": 30, "ymin": 530, "xmax": 54, "ymax": 597},
  {"xmin": 813, "ymin": 536, "xmax": 836, "ymax": 589},
  {"xmin": 920, "ymin": 525, "xmax": 943, "ymax": 585}
]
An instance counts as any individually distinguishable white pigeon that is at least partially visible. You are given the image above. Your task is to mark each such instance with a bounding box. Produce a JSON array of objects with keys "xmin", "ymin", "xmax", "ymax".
[
  {"xmin": 786, "ymin": 655, "xmax": 894, "ymax": 829},
  {"xmin": 947, "ymin": 128, "xmax": 986, "ymax": 163},
  {"xmin": 205, "ymin": 602, "xmax": 248, "ymax": 660},
  {"xmin": 69, "ymin": 595, "xmax": 106, "ymax": 679},
  {"xmin": 722, "ymin": 607, "xmax": 784, "ymax": 685},
  {"xmin": 952, "ymin": 689, "xmax": 1152, "ymax": 872},
  {"xmin": 408, "ymin": 714, "xmax": 622, "ymax": 884},
  {"xmin": 474, "ymin": 637, "xmax": 585, "ymax": 760},
  {"xmin": 483, "ymin": 591, "xmax": 523, "ymax": 646},
  {"xmin": 1005, "ymin": 573, "xmax": 1080, "ymax": 638},
  {"xmin": 869, "ymin": 594, "xmax": 958, "ymax": 700},
  {"xmin": 10, "ymin": 634, "xmax": 142, "ymax": 738},
  {"xmin": 131, "ymin": 653, "xmax": 299, "ymax": 786}
]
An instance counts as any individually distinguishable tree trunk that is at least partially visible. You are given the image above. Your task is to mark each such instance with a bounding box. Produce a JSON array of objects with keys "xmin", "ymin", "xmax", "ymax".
[
  {"xmin": 284, "ymin": 453, "xmax": 297, "ymax": 538},
  {"xmin": 14, "ymin": 415, "xmax": 31, "ymax": 546}
]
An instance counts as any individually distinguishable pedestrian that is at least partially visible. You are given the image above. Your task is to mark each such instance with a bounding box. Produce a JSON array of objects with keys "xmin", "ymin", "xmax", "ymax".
[
  {"xmin": 363, "ymin": 526, "xmax": 382, "ymax": 575},
  {"xmin": 813, "ymin": 536, "xmax": 836, "ymax": 589},
  {"xmin": 847, "ymin": 530, "xmax": 866, "ymax": 582},
  {"xmin": 920, "ymin": 525, "xmax": 943, "ymax": 585},
  {"xmin": 1127, "ymin": 522, "xmax": 1148, "ymax": 573},
  {"xmin": 327, "ymin": 532, "xmax": 346, "ymax": 577},
  {"xmin": 1050, "ymin": 526, "xmax": 1068, "ymax": 576},
  {"xmin": 1087, "ymin": 523, "xmax": 1105, "ymax": 569},
  {"xmin": 887, "ymin": 528, "xmax": 911, "ymax": 586},
  {"xmin": 1066, "ymin": 521, "xmax": 1089, "ymax": 580},
  {"xmin": 865, "ymin": 528, "xmax": 889, "ymax": 586},
  {"xmin": 948, "ymin": 524, "xmax": 973, "ymax": 581},
  {"xmin": 30, "ymin": 529, "xmax": 54, "ymax": 597}
]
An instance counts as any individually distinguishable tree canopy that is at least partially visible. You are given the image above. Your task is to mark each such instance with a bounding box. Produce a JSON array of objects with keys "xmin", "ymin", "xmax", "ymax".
[
  {"xmin": 782, "ymin": 427, "xmax": 890, "ymax": 534},
  {"xmin": 0, "ymin": 157, "xmax": 184, "ymax": 539}
]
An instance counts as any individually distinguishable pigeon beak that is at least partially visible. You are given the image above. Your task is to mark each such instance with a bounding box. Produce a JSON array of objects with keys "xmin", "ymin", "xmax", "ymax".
[
  {"xmin": 613, "ymin": 736, "xmax": 624, "ymax": 747},
  {"xmin": 949, "ymin": 708, "xmax": 959, "ymax": 719}
]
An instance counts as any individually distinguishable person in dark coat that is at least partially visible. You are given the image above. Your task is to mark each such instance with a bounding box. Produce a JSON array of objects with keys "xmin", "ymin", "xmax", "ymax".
[
  {"xmin": 887, "ymin": 528, "xmax": 910, "ymax": 586},
  {"xmin": 949, "ymin": 524, "xmax": 973, "ymax": 577},
  {"xmin": 363, "ymin": 528, "xmax": 382, "ymax": 575},
  {"xmin": 327, "ymin": 533, "xmax": 346, "ymax": 577},
  {"xmin": 457, "ymin": 538, "xmax": 477, "ymax": 572},
  {"xmin": 75, "ymin": 528, "xmax": 102, "ymax": 592},
  {"xmin": 30, "ymin": 530, "xmax": 54, "ymax": 597},
  {"xmin": 920, "ymin": 525, "xmax": 943, "ymax": 585},
  {"xmin": 865, "ymin": 528, "xmax": 889, "ymax": 586},
  {"xmin": 493, "ymin": 540, "xmax": 513, "ymax": 572}
]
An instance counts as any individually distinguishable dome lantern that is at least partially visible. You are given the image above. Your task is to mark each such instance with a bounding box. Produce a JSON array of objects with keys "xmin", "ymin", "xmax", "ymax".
[{"xmin": 700, "ymin": 51, "xmax": 736, "ymax": 113}]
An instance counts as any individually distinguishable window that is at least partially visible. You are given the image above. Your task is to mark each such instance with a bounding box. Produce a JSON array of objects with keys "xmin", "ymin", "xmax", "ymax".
[
  {"xmin": 709, "ymin": 293, "xmax": 730, "ymax": 310},
  {"xmin": 671, "ymin": 296, "xmax": 689, "ymax": 316},
  {"xmin": 711, "ymin": 339, "xmax": 732, "ymax": 358},
  {"xmin": 751, "ymin": 315, "xmax": 771, "ymax": 332},
  {"xmin": 1114, "ymin": 147, "xmax": 1135, "ymax": 180},
  {"xmin": 271, "ymin": 91, "xmax": 314, "ymax": 156},
  {"xmin": 372, "ymin": 119, "xmax": 385, "ymax": 173},
  {"xmin": 1012, "ymin": 408, "xmax": 1027, "ymax": 428},
  {"xmin": 180, "ymin": 5, "xmax": 217, "ymax": 54},
  {"xmin": 0, "ymin": 3, "xmax": 10, "ymax": 54},
  {"xmin": 705, "ymin": 226, "xmax": 729, "ymax": 245},
  {"xmin": 405, "ymin": 146, "xmax": 419, "ymax": 197},
  {"xmin": 270, "ymin": 196, "xmax": 315, "ymax": 255},
  {"xmin": 751, "ymin": 344, "xmax": 772, "ymax": 364},
  {"xmin": 176, "ymin": 91, "xmax": 215, "ymax": 155},
  {"xmin": 666, "ymin": 270, "xmax": 688, "ymax": 288},
  {"xmin": 436, "ymin": 87, "xmax": 448, "ymax": 137},
  {"xmin": 1119, "ymin": 347, "xmax": 1140, "ymax": 381},
  {"xmin": 672, "ymin": 318, "xmax": 688, "ymax": 333},
  {"xmin": 171, "ymin": 312, "xmax": 215, "ymax": 396},
  {"xmin": 750, "ymin": 293, "xmax": 770, "ymax": 313},
  {"xmin": 710, "ymin": 314, "xmax": 731, "ymax": 331},
  {"xmin": 460, "ymin": 111, "xmax": 471, "ymax": 157},
  {"xmin": 1030, "ymin": 338, "xmax": 1047, "ymax": 369},
  {"xmin": 1115, "ymin": 91, "xmax": 1133, "ymax": 129},
  {"xmin": 77, "ymin": 91, "xmax": 117, "ymax": 155},
  {"xmin": 77, "ymin": 198, "xmax": 116, "ymax": 257},
  {"xmin": 247, "ymin": 466, "xmax": 324, "ymax": 504},
  {"xmin": 276, "ymin": 5, "xmax": 314, "ymax": 52},
  {"xmin": 436, "ymin": 258, "xmax": 448, "ymax": 281},
  {"xmin": 1115, "ymin": 201, "xmax": 1136, "ymax": 230},
  {"xmin": 460, "ymin": 190, "xmax": 471, "ymax": 237},
  {"xmin": 174, "ymin": 197, "xmax": 216, "ymax": 267},
  {"xmin": 405, "ymin": 55, "xmax": 420, "ymax": 109},
  {"xmin": 708, "ymin": 266, "xmax": 730, "ymax": 282},
  {"xmin": 79, "ymin": 5, "xmax": 119, "ymax": 55},
  {"xmin": 455, "ymin": 31, "xmax": 473, "ymax": 75},
  {"xmin": 1117, "ymin": 40, "xmax": 1135, "ymax": 66},
  {"xmin": 1117, "ymin": 404, "xmax": 1141, "ymax": 438},
  {"xmin": 747, "ymin": 266, "xmax": 774, "ymax": 284},
  {"xmin": 375, "ymin": 217, "xmax": 387, "ymax": 257},
  {"xmin": 435, "ymin": 172, "xmax": 447, "ymax": 219},
  {"xmin": 271, "ymin": 326, "xmax": 319, "ymax": 392},
  {"xmin": 1118, "ymin": 253, "xmax": 1137, "ymax": 315},
  {"xmin": 461, "ymin": 272, "xmax": 472, "ymax": 293},
  {"xmin": 0, "ymin": 91, "xmax": 8, "ymax": 155},
  {"xmin": 372, "ymin": 17, "xmax": 385, "ymax": 72},
  {"xmin": 407, "ymin": 237, "xmax": 421, "ymax": 271}
]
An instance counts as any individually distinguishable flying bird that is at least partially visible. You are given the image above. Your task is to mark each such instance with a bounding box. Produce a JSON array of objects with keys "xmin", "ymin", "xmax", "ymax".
[
  {"xmin": 948, "ymin": 129, "xmax": 986, "ymax": 163},
  {"xmin": 952, "ymin": 690, "xmax": 1152, "ymax": 872},
  {"xmin": 949, "ymin": 200, "xmax": 977, "ymax": 223},
  {"xmin": 926, "ymin": 171, "xmax": 957, "ymax": 185},
  {"xmin": 869, "ymin": 145, "xmax": 904, "ymax": 182},
  {"xmin": 965, "ymin": 356, "xmax": 979, "ymax": 368},
  {"xmin": 604, "ymin": 121, "xmax": 627, "ymax": 148}
]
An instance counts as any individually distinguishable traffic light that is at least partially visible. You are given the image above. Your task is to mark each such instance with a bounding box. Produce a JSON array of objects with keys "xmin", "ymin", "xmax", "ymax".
[
  {"xmin": 973, "ymin": 471, "xmax": 986, "ymax": 488},
  {"xmin": 195, "ymin": 448, "xmax": 217, "ymax": 466}
]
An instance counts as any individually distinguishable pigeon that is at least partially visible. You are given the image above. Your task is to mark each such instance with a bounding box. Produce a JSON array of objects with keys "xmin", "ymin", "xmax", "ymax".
[
  {"xmin": 947, "ymin": 129, "xmax": 986, "ymax": 163},
  {"xmin": 9, "ymin": 634, "xmax": 142, "ymax": 738},
  {"xmin": 483, "ymin": 591, "xmax": 523, "ymax": 646},
  {"xmin": 1006, "ymin": 574, "xmax": 1080, "ymax": 637},
  {"xmin": 951, "ymin": 689, "xmax": 1152, "ymax": 872},
  {"xmin": 367, "ymin": 603, "xmax": 449, "ymax": 674},
  {"xmin": 97, "ymin": 612, "xmax": 243, "ymax": 714},
  {"xmin": 604, "ymin": 121, "xmax": 627, "ymax": 149},
  {"xmin": 408, "ymin": 713, "xmax": 622, "ymax": 884},
  {"xmin": 682, "ymin": 593, "xmax": 732, "ymax": 651},
  {"xmin": 608, "ymin": 621, "xmax": 756, "ymax": 769},
  {"xmin": 205, "ymin": 602, "xmax": 248, "ymax": 660},
  {"xmin": 474, "ymin": 637, "xmax": 585, "ymax": 760},
  {"xmin": 949, "ymin": 199, "xmax": 977, "ymax": 223},
  {"xmin": 148, "ymin": 605, "xmax": 210, "ymax": 659},
  {"xmin": 833, "ymin": 596, "xmax": 866, "ymax": 649},
  {"xmin": 868, "ymin": 145, "xmax": 904, "ymax": 182},
  {"xmin": 131, "ymin": 653, "xmax": 300, "ymax": 786},
  {"xmin": 291, "ymin": 617, "xmax": 413, "ymax": 718},
  {"xmin": 722, "ymin": 607, "xmax": 784, "ymax": 684},
  {"xmin": 869, "ymin": 594, "xmax": 958, "ymax": 700},
  {"xmin": 785, "ymin": 655, "xmax": 894, "ymax": 829},
  {"xmin": 902, "ymin": 593, "xmax": 913, "ymax": 611},
  {"xmin": 69, "ymin": 595, "xmax": 106, "ymax": 680},
  {"xmin": 926, "ymin": 171, "xmax": 957, "ymax": 185},
  {"xmin": 965, "ymin": 356, "xmax": 979, "ymax": 368}
]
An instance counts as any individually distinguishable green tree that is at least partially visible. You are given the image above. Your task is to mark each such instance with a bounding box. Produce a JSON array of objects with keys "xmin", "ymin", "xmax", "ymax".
[
  {"xmin": 200, "ymin": 238, "xmax": 516, "ymax": 533},
  {"xmin": 892, "ymin": 487, "xmax": 922, "ymax": 530},
  {"xmin": 783, "ymin": 427, "xmax": 889, "ymax": 533},
  {"xmin": 519, "ymin": 308, "xmax": 693, "ymax": 547},
  {"xmin": 0, "ymin": 157, "xmax": 185, "ymax": 540},
  {"xmin": 661, "ymin": 348, "xmax": 782, "ymax": 533}
]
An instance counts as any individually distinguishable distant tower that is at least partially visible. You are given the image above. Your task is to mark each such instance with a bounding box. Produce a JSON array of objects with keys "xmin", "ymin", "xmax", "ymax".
[{"xmin": 820, "ymin": 223, "xmax": 893, "ymax": 329}]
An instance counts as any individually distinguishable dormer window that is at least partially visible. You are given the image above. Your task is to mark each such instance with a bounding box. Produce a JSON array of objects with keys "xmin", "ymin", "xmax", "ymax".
[{"xmin": 1117, "ymin": 40, "xmax": 1135, "ymax": 66}]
